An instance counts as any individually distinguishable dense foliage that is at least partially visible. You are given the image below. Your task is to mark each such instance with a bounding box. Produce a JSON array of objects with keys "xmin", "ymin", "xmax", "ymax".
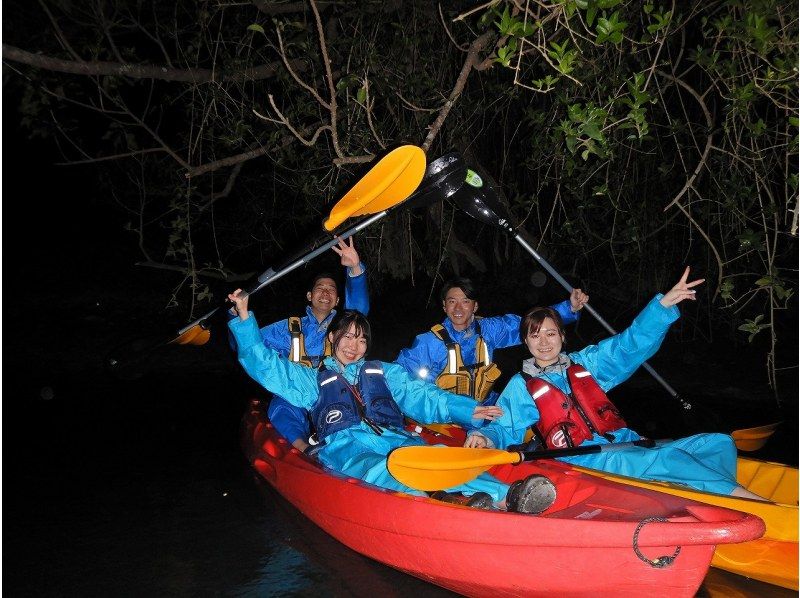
[{"xmin": 3, "ymin": 0, "xmax": 797, "ymax": 397}]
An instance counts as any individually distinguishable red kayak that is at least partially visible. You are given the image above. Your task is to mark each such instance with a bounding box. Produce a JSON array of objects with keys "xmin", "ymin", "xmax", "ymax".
[{"xmin": 241, "ymin": 399, "xmax": 765, "ymax": 597}]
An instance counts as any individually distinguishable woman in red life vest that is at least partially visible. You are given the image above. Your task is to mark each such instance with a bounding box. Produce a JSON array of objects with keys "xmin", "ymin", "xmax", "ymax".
[{"xmin": 465, "ymin": 267, "xmax": 764, "ymax": 500}]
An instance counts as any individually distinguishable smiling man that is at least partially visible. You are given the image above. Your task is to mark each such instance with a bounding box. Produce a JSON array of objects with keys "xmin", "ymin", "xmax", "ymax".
[{"xmin": 395, "ymin": 277, "xmax": 587, "ymax": 408}]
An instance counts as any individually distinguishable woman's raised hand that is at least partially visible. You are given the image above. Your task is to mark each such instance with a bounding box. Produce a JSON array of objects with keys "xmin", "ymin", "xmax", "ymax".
[
  {"xmin": 660, "ymin": 267, "xmax": 705, "ymax": 307},
  {"xmin": 227, "ymin": 288, "xmax": 250, "ymax": 320},
  {"xmin": 473, "ymin": 405, "xmax": 503, "ymax": 421}
]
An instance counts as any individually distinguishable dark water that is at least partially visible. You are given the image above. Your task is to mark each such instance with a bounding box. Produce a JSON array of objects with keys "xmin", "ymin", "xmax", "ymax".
[{"xmin": 3, "ymin": 355, "xmax": 796, "ymax": 597}]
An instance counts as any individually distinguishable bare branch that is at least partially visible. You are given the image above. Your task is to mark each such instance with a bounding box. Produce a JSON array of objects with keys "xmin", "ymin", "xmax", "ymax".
[
  {"xmin": 275, "ymin": 25, "xmax": 330, "ymax": 109},
  {"xmin": 197, "ymin": 163, "xmax": 244, "ymax": 213},
  {"xmin": 3, "ymin": 44, "xmax": 306, "ymax": 83},
  {"xmin": 309, "ymin": 0, "xmax": 342, "ymax": 157},
  {"xmin": 657, "ymin": 69, "xmax": 713, "ymax": 212},
  {"xmin": 54, "ymin": 147, "xmax": 167, "ymax": 166},
  {"xmin": 136, "ymin": 260, "xmax": 254, "ymax": 282},
  {"xmin": 422, "ymin": 31, "xmax": 494, "ymax": 151}
]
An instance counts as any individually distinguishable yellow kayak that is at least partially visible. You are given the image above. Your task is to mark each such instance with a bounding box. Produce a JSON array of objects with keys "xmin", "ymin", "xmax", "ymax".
[{"xmin": 572, "ymin": 457, "xmax": 798, "ymax": 590}]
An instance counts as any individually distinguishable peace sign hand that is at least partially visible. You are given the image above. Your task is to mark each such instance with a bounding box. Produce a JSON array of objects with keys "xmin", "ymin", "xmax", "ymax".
[
  {"xmin": 660, "ymin": 267, "xmax": 705, "ymax": 307},
  {"xmin": 331, "ymin": 236, "xmax": 363, "ymax": 275}
]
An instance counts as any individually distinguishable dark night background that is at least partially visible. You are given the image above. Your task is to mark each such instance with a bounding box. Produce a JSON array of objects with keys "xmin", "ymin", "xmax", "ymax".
[{"xmin": 4, "ymin": 114, "xmax": 798, "ymax": 597}]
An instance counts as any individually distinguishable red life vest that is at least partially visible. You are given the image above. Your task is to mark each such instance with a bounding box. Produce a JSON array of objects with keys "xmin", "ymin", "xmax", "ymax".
[{"xmin": 523, "ymin": 364, "xmax": 627, "ymax": 449}]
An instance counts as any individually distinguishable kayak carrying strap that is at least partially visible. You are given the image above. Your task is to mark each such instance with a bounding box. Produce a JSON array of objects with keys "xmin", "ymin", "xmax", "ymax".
[{"xmin": 632, "ymin": 517, "xmax": 681, "ymax": 568}]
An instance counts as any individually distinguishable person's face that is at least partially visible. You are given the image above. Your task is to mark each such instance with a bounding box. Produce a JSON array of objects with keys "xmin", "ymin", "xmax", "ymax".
[
  {"xmin": 525, "ymin": 317, "xmax": 564, "ymax": 367},
  {"xmin": 307, "ymin": 277, "xmax": 339, "ymax": 317},
  {"xmin": 442, "ymin": 287, "xmax": 478, "ymax": 331},
  {"xmin": 330, "ymin": 323, "xmax": 368, "ymax": 365}
]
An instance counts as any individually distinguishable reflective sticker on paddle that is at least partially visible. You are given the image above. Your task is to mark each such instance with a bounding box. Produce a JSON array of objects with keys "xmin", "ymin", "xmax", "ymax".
[{"xmin": 465, "ymin": 168, "xmax": 484, "ymax": 189}]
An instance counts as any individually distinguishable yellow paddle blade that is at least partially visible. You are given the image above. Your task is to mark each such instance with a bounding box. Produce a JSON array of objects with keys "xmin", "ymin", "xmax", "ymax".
[
  {"xmin": 169, "ymin": 325, "xmax": 211, "ymax": 346},
  {"xmin": 323, "ymin": 145, "xmax": 426, "ymax": 231},
  {"xmin": 731, "ymin": 422, "xmax": 781, "ymax": 452},
  {"xmin": 387, "ymin": 446, "xmax": 521, "ymax": 491}
]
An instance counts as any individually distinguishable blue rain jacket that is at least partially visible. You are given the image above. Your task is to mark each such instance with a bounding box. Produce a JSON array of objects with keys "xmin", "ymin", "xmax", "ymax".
[
  {"xmin": 475, "ymin": 295, "xmax": 739, "ymax": 495},
  {"xmin": 230, "ymin": 314, "xmax": 512, "ymax": 501},
  {"xmin": 395, "ymin": 299, "xmax": 578, "ymax": 406},
  {"xmin": 229, "ymin": 264, "xmax": 369, "ymax": 445}
]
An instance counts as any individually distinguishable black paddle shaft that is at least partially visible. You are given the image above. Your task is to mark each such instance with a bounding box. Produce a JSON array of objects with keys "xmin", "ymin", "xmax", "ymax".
[
  {"xmin": 518, "ymin": 438, "xmax": 657, "ymax": 463},
  {"xmin": 450, "ymin": 167, "xmax": 690, "ymax": 410}
]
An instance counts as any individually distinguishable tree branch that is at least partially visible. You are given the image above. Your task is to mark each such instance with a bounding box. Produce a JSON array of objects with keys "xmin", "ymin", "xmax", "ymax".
[
  {"xmin": 2, "ymin": 44, "xmax": 305, "ymax": 83},
  {"xmin": 422, "ymin": 31, "xmax": 493, "ymax": 151},
  {"xmin": 136, "ymin": 260, "xmax": 254, "ymax": 282},
  {"xmin": 657, "ymin": 69, "xmax": 713, "ymax": 212}
]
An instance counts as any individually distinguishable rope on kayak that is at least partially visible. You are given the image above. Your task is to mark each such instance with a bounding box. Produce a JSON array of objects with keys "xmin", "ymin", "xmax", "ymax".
[{"xmin": 632, "ymin": 517, "xmax": 681, "ymax": 568}]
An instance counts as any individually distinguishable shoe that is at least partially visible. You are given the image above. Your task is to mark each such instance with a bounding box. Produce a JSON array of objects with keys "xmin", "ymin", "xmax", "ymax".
[
  {"xmin": 506, "ymin": 474, "xmax": 557, "ymax": 514},
  {"xmin": 465, "ymin": 492, "xmax": 494, "ymax": 509},
  {"xmin": 430, "ymin": 491, "xmax": 494, "ymax": 510}
]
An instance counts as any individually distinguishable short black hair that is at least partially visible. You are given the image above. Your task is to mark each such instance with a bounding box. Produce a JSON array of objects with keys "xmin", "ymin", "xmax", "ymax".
[
  {"xmin": 308, "ymin": 271, "xmax": 339, "ymax": 293},
  {"xmin": 440, "ymin": 277, "xmax": 479, "ymax": 302},
  {"xmin": 327, "ymin": 309, "xmax": 371, "ymax": 353}
]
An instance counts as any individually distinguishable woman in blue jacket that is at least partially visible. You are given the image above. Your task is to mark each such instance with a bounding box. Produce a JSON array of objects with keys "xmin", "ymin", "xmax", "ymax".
[
  {"xmin": 228, "ymin": 290, "xmax": 558, "ymax": 514},
  {"xmin": 465, "ymin": 268, "xmax": 764, "ymax": 500},
  {"xmin": 229, "ymin": 237, "xmax": 370, "ymax": 452}
]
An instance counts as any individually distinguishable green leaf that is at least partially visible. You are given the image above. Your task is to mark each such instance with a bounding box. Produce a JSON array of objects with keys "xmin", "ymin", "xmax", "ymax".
[
  {"xmin": 583, "ymin": 122, "xmax": 603, "ymax": 142},
  {"xmin": 754, "ymin": 276, "xmax": 773, "ymax": 287},
  {"xmin": 247, "ymin": 23, "xmax": 265, "ymax": 35},
  {"xmin": 719, "ymin": 278, "xmax": 734, "ymax": 300},
  {"xmin": 356, "ymin": 86, "xmax": 367, "ymax": 104},
  {"xmin": 774, "ymin": 285, "xmax": 793, "ymax": 301},
  {"xmin": 737, "ymin": 315, "xmax": 769, "ymax": 343},
  {"xmin": 587, "ymin": 5, "xmax": 597, "ymax": 27}
]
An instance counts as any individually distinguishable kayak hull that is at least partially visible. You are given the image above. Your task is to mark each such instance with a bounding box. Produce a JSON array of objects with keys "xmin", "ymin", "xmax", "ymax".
[
  {"xmin": 569, "ymin": 458, "xmax": 798, "ymax": 590},
  {"xmin": 242, "ymin": 399, "xmax": 765, "ymax": 597}
]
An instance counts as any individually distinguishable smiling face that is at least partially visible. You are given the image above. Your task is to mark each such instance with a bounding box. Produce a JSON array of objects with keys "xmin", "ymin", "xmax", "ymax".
[
  {"xmin": 306, "ymin": 277, "xmax": 339, "ymax": 321},
  {"xmin": 442, "ymin": 287, "xmax": 478, "ymax": 331},
  {"xmin": 524, "ymin": 317, "xmax": 564, "ymax": 367},
  {"xmin": 329, "ymin": 323, "xmax": 368, "ymax": 365}
]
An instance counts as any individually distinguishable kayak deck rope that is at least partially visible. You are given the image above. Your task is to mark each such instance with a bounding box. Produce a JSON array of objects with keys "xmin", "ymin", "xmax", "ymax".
[{"xmin": 632, "ymin": 517, "xmax": 682, "ymax": 568}]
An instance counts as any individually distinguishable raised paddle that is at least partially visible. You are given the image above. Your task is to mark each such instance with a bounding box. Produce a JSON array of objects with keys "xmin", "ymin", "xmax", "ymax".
[
  {"xmin": 168, "ymin": 146, "xmax": 468, "ymax": 345},
  {"xmin": 387, "ymin": 439, "xmax": 657, "ymax": 491},
  {"xmin": 450, "ymin": 164, "xmax": 778, "ymax": 452},
  {"xmin": 108, "ymin": 147, "xmax": 467, "ymax": 371}
]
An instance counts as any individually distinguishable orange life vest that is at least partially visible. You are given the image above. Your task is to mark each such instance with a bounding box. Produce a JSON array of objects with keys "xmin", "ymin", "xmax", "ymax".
[
  {"xmin": 288, "ymin": 316, "xmax": 332, "ymax": 367},
  {"xmin": 431, "ymin": 319, "xmax": 501, "ymax": 402},
  {"xmin": 523, "ymin": 364, "xmax": 627, "ymax": 449}
]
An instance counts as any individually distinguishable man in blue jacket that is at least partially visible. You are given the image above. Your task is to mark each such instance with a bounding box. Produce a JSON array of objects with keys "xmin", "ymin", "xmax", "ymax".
[
  {"xmin": 230, "ymin": 237, "xmax": 369, "ymax": 451},
  {"xmin": 396, "ymin": 277, "xmax": 587, "ymax": 408}
]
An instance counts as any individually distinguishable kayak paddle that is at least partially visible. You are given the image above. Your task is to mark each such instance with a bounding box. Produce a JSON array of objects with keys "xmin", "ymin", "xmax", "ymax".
[
  {"xmin": 450, "ymin": 165, "xmax": 778, "ymax": 452},
  {"xmin": 107, "ymin": 146, "xmax": 467, "ymax": 370},
  {"xmin": 730, "ymin": 422, "xmax": 782, "ymax": 452},
  {"xmin": 323, "ymin": 143, "xmax": 426, "ymax": 231},
  {"xmin": 387, "ymin": 439, "xmax": 657, "ymax": 491}
]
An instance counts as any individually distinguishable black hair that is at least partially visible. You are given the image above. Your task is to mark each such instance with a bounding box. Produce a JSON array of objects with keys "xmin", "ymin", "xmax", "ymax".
[
  {"xmin": 440, "ymin": 277, "xmax": 479, "ymax": 302},
  {"xmin": 327, "ymin": 309, "xmax": 371, "ymax": 353},
  {"xmin": 308, "ymin": 271, "xmax": 339, "ymax": 293}
]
